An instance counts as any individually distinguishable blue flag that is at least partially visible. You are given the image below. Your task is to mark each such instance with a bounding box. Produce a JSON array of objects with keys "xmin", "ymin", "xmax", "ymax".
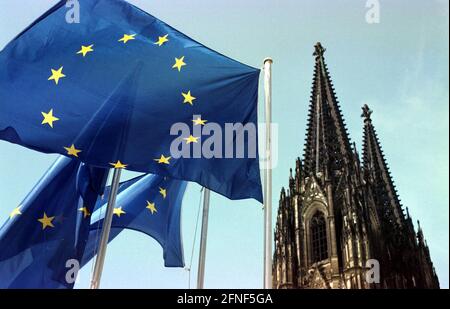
[
  {"xmin": 0, "ymin": 156, "xmax": 108, "ymax": 288},
  {"xmin": 82, "ymin": 174, "xmax": 187, "ymax": 268},
  {"xmin": 0, "ymin": 0, "xmax": 263, "ymax": 203}
]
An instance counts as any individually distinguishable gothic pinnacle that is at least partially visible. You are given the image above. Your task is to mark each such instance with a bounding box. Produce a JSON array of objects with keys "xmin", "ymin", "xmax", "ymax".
[
  {"xmin": 362, "ymin": 104, "xmax": 373, "ymax": 122},
  {"xmin": 313, "ymin": 42, "xmax": 326, "ymax": 59}
]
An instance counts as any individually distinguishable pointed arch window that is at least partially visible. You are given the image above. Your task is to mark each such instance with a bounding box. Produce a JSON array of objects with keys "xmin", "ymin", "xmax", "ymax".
[{"xmin": 311, "ymin": 212, "xmax": 328, "ymax": 262}]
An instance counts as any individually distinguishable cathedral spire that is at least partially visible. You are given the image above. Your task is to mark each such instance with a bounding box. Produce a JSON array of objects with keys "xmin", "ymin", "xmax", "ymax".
[
  {"xmin": 274, "ymin": 45, "xmax": 439, "ymax": 289},
  {"xmin": 361, "ymin": 104, "xmax": 404, "ymax": 224},
  {"xmin": 303, "ymin": 43, "xmax": 353, "ymax": 177}
]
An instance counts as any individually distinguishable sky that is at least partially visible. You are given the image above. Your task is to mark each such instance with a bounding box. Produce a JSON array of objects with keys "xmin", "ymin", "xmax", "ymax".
[{"xmin": 0, "ymin": 0, "xmax": 448, "ymax": 289}]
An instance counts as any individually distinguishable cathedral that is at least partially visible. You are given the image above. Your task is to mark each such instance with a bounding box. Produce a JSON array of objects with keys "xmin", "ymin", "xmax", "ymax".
[{"xmin": 272, "ymin": 43, "xmax": 440, "ymax": 289}]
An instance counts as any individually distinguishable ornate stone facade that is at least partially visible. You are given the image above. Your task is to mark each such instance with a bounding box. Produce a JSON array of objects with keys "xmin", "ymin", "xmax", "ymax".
[{"xmin": 272, "ymin": 43, "xmax": 439, "ymax": 289}]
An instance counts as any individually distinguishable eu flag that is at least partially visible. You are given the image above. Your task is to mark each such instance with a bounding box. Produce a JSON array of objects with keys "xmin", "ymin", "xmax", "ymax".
[
  {"xmin": 0, "ymin": 0, "xmax": 263, "ymax": 202},
  {"xmin": 0, "ymin": 156, "xmax": 108, "ymax": 288},
  {"xmin": 82, "ymin": 174, "xmax": 187, "ymax": 268}
]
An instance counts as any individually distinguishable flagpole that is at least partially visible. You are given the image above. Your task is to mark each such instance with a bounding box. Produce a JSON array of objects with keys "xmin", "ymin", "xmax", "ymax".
[
  {"xmin": 196, "ymin": 188, "xmax": 210, "ymax": 289},
  {"xmin": 263, "ymin": 57, "xmax": 273, "ymax": 289},
  {"xmin": 90, "ymin": 168, "xmax": 122, "ymax": 289}
]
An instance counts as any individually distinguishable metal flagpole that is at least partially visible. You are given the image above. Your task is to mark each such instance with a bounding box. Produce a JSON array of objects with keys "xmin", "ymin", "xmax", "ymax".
[
  {"xmin": 90, "ymin": 168, "xmax": 122, "ymax": 289},
  {"xmin": 263, "ymin": 58, "xmax": 273, "ymax": 289},
  {"xmin": 196, "ymin": 188, "xmax": 211, "ymax": 289}
]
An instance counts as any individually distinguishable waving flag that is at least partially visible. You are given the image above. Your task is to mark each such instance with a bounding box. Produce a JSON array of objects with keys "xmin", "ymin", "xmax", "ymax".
[
  {"xmin": 82, "ymin": 174, "xmax": 187, "ymax": 268},
  {"xmin": 0, "ymin": 156, "xmax": 108, "ymax": 288},
  {"xmin": 0, "ymin": 0, "xmax": 263, "ymax": 202}
]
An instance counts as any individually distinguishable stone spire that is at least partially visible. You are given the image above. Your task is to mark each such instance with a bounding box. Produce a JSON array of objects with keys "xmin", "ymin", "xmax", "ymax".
[
  {"xmin": 361, "ymin": 104, "xmax": 404, "ymax": 225},
  {"xmin": 303, "ymin": 42, "xmax": 354, "ymax": 177}
]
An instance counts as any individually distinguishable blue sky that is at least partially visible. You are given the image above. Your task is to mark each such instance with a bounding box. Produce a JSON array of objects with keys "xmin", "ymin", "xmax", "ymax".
[{"xmin": 0, "ymin": 0, "xmax": 448, "ymax": 288}]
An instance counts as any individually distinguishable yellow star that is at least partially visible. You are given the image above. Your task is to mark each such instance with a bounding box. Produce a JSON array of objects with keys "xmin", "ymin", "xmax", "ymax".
[
  {"xmin": 64, "ymin": 144, "xmax": 82, "ymax": 157},
  {"xmin": 9, "ymin": 206, "xmax": 22, "ymax": 219},
  {"xmin": 78, "ymin": 207, "xmax": 91, "ymax": 218},
  {"xmin": 41, "ymin": 109, "xmax": 59, "ymax": 128},
  {"xmin": 110, "ymin": 160, "xmax": 127, "ymax": 169},
  {"xmin": 119, "ymin": 34, "xmax": 136, "ymax": 44},
  {"xmin": 77, "ymin": 44, "xmax": 94, "ymax": 57},
  {"xmin": 182, "ymin": 91, "xmax": 196, "ymax": 105},
  {"xmin": 38, "ymin": 212, "xmax": 55, "ymax": 230},
  {"xmin": 146, "ymin": 201, "xmax": 157, "ymax": 214},
  {"xmin": 159, "ymin": 187, "xmax": 167, "ymax": 199},
  {"xmin": 184, "ymin": 135, "xmax": 199, "ymax": 144},
  {"xmin": 172, "ymin": 56, "xmax": 186, "ymax": 72},
  {"xmin": 154, "ymin": 155, "xmax": 171, "ymax": 165},
  {"xmin": 154, "ymin": 34, "xmax": 169, "ymax": 46},
  {"xmin": 113, "ymin": 207, "xmax": 126, "ymax": 217},
  {"xmin": 48, "ymin": 66, "xmax": 66, "ymax": 85},
  {"xmin": 192, "ymin": 117, "xmax": 207, "ymax": 126}
]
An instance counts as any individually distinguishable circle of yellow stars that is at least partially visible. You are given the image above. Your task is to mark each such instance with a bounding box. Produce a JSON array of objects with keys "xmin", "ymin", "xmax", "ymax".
[
  {"xmin": 39, "ymin": 29, "xmax": 211, "ymax": 223},
  {"xmin": 1, "ymin": 12, "xmax": 233, "ymax": 233}
]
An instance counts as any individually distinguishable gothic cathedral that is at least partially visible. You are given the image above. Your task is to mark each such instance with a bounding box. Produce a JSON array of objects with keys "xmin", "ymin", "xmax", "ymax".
[{"xmin": 272, "ymin": 43, "xmax": 439, "ymax": 289}]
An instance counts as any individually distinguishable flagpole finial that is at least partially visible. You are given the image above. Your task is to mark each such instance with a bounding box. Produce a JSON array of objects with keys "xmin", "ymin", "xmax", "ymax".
[{"xmin": 264, "ymin": 57, "xmax": 273, "ymax": 65}]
